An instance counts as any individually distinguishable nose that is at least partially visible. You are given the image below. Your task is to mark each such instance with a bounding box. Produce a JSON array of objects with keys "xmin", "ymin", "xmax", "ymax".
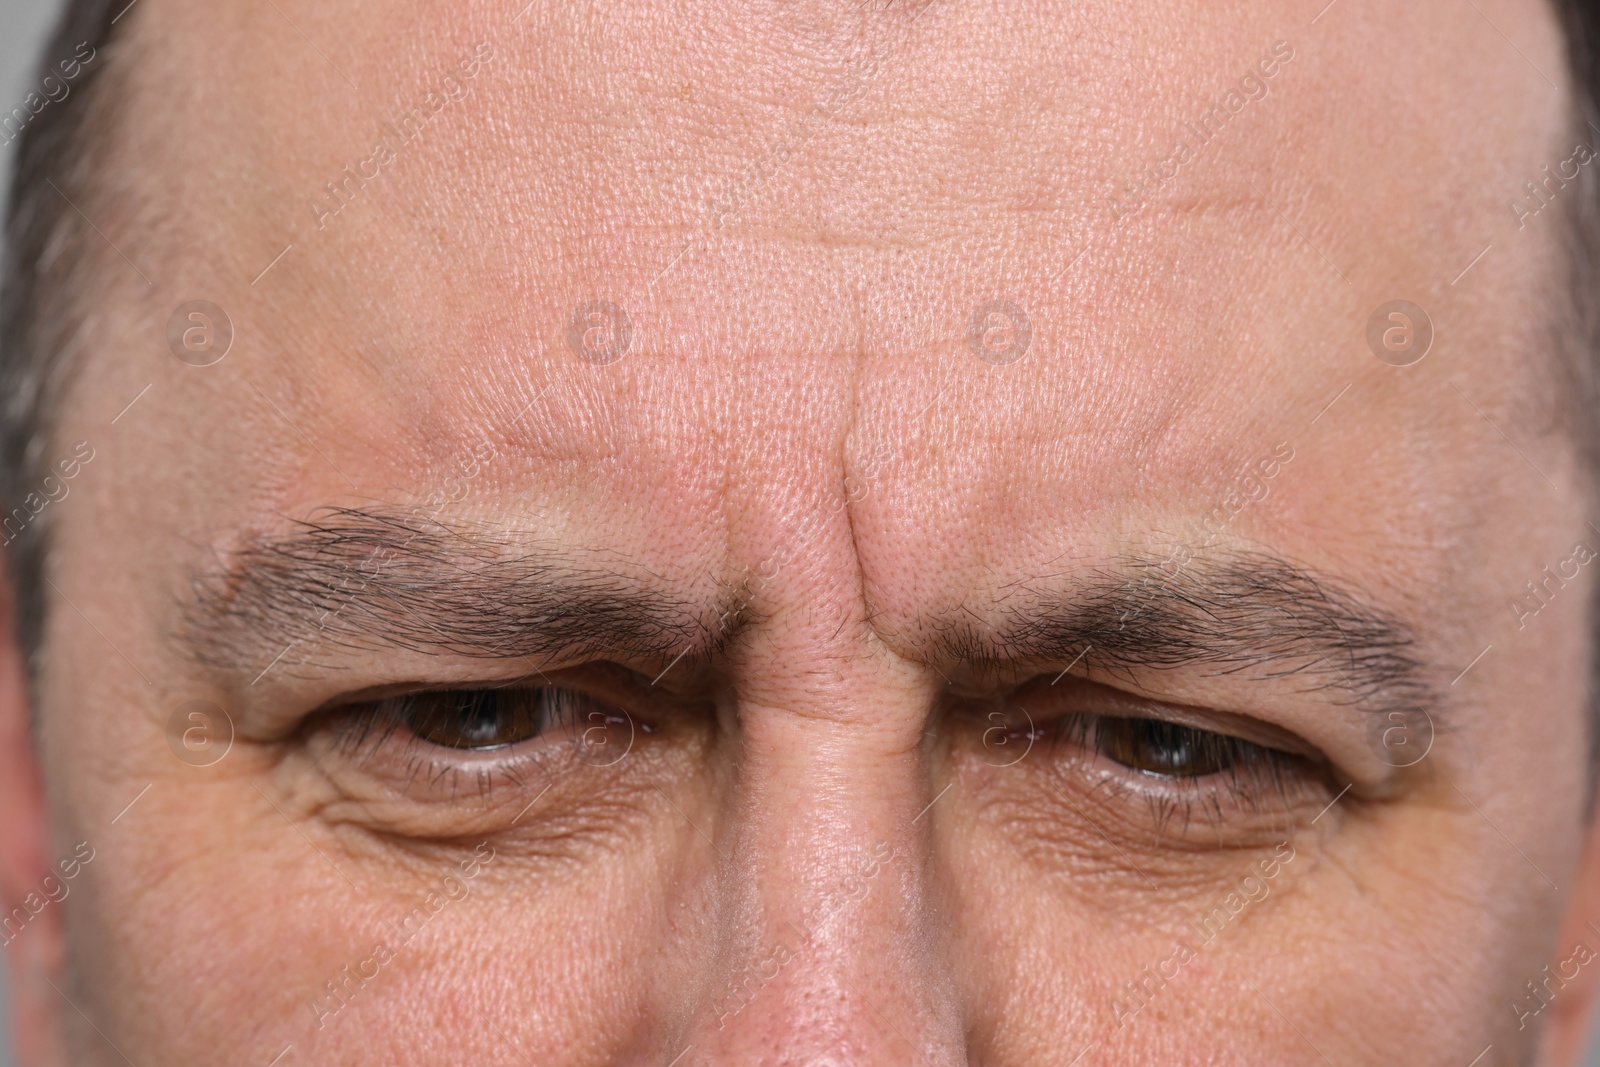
[{"xmin": 674, "ymin": 644, "xmax": 968, "ymax": 1067}]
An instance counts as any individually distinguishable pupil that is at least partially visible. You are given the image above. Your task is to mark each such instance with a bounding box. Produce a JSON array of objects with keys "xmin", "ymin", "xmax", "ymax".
[
  {"xmin": 407, "ymin": 688, "xmax": 544, "ymax": 750},
  {"xmin": 457, "ymin": 691, "xmax": 506, "ymax": 745},
  {"xmin": 1099, "ymin": 716, "xmax": 1233, "ymax": 777}
]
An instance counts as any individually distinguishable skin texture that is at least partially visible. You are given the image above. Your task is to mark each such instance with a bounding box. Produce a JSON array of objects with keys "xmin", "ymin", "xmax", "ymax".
[{"xmin": 2, "ymin": 0, "xmax": 1600, "ymax": 1063}]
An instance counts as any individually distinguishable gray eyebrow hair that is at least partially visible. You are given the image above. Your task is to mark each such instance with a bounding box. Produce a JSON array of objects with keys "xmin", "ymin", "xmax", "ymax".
[
  {"xmin": 932, "ymin": 550, "xmax": 1437, "ymax": 721},
  {"xmin": 182, "ymin": 507, "xmax": 728, "ymax": 677}
]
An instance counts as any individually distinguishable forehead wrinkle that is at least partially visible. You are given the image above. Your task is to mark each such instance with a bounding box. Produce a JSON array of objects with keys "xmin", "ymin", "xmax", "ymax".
[{"xmin": 181, "ymin": 506, "xmax": 729, "ymax": 677}]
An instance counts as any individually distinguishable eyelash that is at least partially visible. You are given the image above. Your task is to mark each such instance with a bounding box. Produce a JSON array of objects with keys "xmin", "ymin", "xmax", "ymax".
[
  {"xmin": 322, "ymin": 685, "xmax": 1326, "ymax": 838},
  {"xmin": 328, "ymin": 685, "xmax": 615, "ymax": 797},
  {"xmin": 1036, "ymin": 714, "xmax": 1327, "ymax": 835}
]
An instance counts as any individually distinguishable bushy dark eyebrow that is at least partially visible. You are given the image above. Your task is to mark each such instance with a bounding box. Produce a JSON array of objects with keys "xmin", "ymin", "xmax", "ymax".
[
  {"xmin": 932, "ymin": 550, "xmax": 1437, "ymax": 721},
  {"xmin": 186, "ymin": 510, "xmax": 1436, "ymax": 726},
  {"xmin": 183, "ymin": 507, "xmax": 728, "ymax": 679}
]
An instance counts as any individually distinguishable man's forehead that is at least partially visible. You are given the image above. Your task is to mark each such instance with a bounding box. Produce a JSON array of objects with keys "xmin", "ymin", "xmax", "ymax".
[
  {"xmin": 135, "ymin": 0, "xmax": 1569, "ymax": 314},
  {"xmin": 91, "ymin": 0, "xmax": 1574, "ymax": 610}
]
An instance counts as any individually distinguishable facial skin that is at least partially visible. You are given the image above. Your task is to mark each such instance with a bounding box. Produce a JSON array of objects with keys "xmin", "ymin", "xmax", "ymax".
[{"xmin": 1, "ymin": 0, "xmax": 1598, "ymax": 1063}]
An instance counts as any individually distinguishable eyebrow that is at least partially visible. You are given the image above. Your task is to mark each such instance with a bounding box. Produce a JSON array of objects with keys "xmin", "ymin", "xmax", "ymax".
[
  {"xmin": 931, "ymin": 550, "xmax": 1437, "ymax": 722},
  {"xmin": 188, "ymin": 510, "xmax": 1437, "ymax": 724},
  {"xmin": 184, "ymin": 508, "xmax": 728, "ymax": 679}
]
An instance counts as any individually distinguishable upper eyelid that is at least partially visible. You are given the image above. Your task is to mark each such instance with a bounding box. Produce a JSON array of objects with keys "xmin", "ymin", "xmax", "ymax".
[
  {"xmin": 330, "ymin": 683, "xmax": 635, "ymax": 766},
  {"xmin": 1062, "ymin": 716, "xmax": 1299, "ymax": 767},
  {"xmin": 1009, "ymin": 677, "xmax": 1324, "ymax": 762},
  {"xmin": 1047, "ymin": 713, "xmax": 1299, "ymax": 764}
]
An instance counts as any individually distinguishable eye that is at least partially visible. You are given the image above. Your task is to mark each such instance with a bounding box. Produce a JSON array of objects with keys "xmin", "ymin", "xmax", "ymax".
[
  {"xmin": 295, "ymin": 672, "xmax": 700, "ymax": 839},
  {"xmin": 402, "ymin": 687, "xmax": 566, "ymax": 750},
  {"xmin": 1090, "ymin": 716, "xmax": 1253, "ymax": 778},
  {"xmin": 1049, "ymin": 712, "xmax": 1313, "ymax": 794},
  {"xmin": 347, "ymin": 685, "xmax": 618, "ymax": 753},
  {"xmin": 990, "ymin": 673, "xmax": 1322, "ymax": 790},
  {"xmin": 957, "ymin": 679, "xmax": 1335, "ymax": 869}
]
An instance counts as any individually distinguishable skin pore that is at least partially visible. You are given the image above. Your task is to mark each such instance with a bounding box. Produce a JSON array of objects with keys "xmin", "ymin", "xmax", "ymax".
[{"xmin": 2, "ymin": 0, "xmax": 1600, "ymax": 1063}]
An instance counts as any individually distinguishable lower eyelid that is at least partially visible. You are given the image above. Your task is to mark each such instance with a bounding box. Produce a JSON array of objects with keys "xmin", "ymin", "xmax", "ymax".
[
  {"xmin": 324, "ymin": 693, "xmax": 648, "ymax": 799},
  {"xmin": 959, "ymin": 712, "xmax": 1334, "ymax": 844},
  {"xmin": 365, "ymin": 726, "xmax": 571, "ymax": 791},
  {"xmin": 292, "ymin": 711, "xmax": 688, "ymax": 848}
]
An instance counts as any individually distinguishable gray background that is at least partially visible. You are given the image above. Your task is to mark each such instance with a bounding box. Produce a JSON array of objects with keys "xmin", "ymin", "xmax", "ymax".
[
  {"xmin": 0, "ymin": 15, "xmax": 57, "ymax": 1066},
  {"xmin": 0, "ymin": 21, "xmax": 52, "ymax": 1067},
  {"xmin": 0, "ymin": 0, "xmax": 1595, "ymax": 1063},
  {"xmin": 0, "ymin": 16, "xmax": 44, "ymax": 1060}
]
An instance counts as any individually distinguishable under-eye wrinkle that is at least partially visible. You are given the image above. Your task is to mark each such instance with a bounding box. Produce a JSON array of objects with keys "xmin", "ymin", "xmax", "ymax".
[{"xmin": 1037, "ymin": 711, "xmax": 1331, "ymax": 838}]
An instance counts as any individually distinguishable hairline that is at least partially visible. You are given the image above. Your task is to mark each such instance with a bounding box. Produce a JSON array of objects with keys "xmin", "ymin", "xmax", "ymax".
[{"xmin": 0, "ymin": 0, "xmax": 129, "ymax": 691}]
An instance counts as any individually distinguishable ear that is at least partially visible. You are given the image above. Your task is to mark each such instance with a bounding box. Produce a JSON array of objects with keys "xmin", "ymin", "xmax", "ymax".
[
  {"xmin": 1542, "ymin": 797, "xmax": 1600, "ymax": 1065},
  {"xmin": 0, "ymin": 557, "xmax": 64, "ymax": 1065}
]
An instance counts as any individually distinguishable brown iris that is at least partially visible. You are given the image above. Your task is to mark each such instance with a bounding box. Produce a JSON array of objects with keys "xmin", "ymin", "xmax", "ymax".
[
  {"xmin": 400, "ymin": 688, "xmax": 552, "ymax": 750},
  {"xmin": 1093, "ymin": 716, "xmax": 1242, "ymax": 778}
]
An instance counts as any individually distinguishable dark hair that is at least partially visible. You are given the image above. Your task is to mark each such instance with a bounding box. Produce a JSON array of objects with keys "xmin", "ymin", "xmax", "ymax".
[
  {"xmin": 1557, "ymin": 2, "xmax": 1600, "ymax": 467},
  {"xmin": 0, "ymin": 0, "xmax": 127, "ymax": 678},
  {"xmin": 1548, "ymin": 0, "xmax": 1600, "ymax": 777}
]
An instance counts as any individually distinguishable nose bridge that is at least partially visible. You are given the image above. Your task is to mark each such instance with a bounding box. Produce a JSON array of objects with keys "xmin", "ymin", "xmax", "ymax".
[{"xmin": 680, "ymin": 636, "xmax": 967, "ymax": 1067}]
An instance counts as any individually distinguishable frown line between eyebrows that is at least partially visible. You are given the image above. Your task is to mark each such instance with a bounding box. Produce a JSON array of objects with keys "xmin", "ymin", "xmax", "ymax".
[{"xmin": 182, "ymin": 509, "xmax": 1439, "ymax": 730}]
